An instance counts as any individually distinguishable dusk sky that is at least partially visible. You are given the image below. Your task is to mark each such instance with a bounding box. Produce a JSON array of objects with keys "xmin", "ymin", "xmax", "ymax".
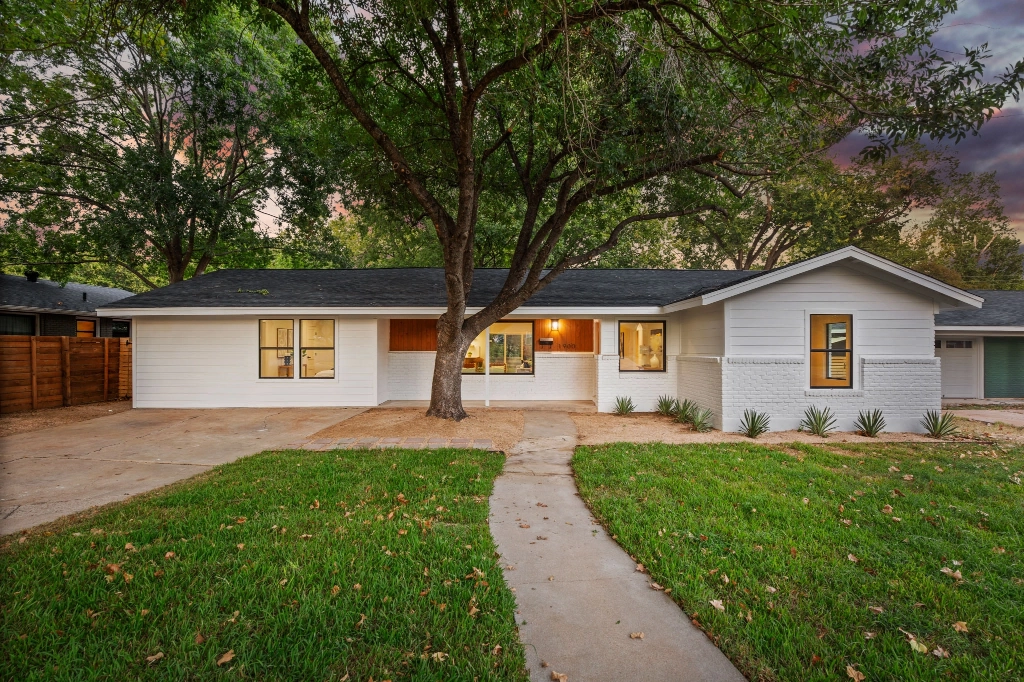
[{"xmin": 831, "ymin": 0, "xmax": 1024, "ymax": 236}]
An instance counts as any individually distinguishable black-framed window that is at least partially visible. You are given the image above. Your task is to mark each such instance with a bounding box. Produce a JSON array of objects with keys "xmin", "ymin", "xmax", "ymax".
[
  {"xmin": 810, "ymin": 314, "xmax": 852, "ymax": 388},
  {"xmin": 300, "ymin": 319, "xmax": 335, "ymax": 378},
  {"xmin": 0, "ymin": 313, "xmax": 34, "ymax": 336},
  {"xmin": 618, "ymin": 320, "xmax": 666, "ymax": 372},
  {"xmin": 111, "ymin": 320, "xmax": 131, "ymax": 338},
  {"xmin": 259, "ymin": 319, "xmax": 294, "ymax": 378},
  {"xmin": 463, "ymin": 321, "xmax": 535, "ymax": 375}
]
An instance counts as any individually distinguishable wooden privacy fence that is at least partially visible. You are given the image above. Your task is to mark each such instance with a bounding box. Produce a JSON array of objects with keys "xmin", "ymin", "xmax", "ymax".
[{"xmin": 0, "ymin": 336, "xmax": 131, "ymax": 414}]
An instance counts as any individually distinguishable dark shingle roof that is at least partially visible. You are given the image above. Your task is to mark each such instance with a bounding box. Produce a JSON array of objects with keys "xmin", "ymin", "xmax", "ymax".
[
  {"xmin": 935, "ymin": 290, "xmax": 1024, "ymax": 327},
  {"xmin": 100, "ymin": 268, "xmax": 765, "ymax": 310},
  {"xmin": 1, "ymin": 274, "xmax": 135, "ymax": 314}
]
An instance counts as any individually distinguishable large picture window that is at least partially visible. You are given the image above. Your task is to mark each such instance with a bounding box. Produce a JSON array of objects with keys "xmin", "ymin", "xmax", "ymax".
[
  {"xmin": 300, "ymin": 319, "xmax": 335, "ymax": 378},
  {"xmin": 810, "ymin": 314, "xmax": 852, "ymax": 388},
  {"xmin": 463, "ymin": 321, "xmax": 534, "ymax": 375},
  {"xmin": 618, "ymin": 321, "xmax": 665, "ymax": 371},
  {"xmin": 260, "ymin": 319, "xmax": 294, "ymax": 378}
]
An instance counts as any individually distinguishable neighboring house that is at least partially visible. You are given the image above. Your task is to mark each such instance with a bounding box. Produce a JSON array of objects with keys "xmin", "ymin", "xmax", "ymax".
[
  {"xmin": 1, "ymin": 272, "xmax": 134, "ymax": 338},
  {"xmin": 935, "ymin": 289, "xmax": 1024, "ymax": 399},
  {"xmin": 99, "ymin": 246, "xmax": 982, "ymax": 432}
]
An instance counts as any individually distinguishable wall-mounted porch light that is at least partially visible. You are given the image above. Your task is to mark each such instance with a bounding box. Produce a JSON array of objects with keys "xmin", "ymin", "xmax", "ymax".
[{"xmin": 550, "ymin": 319, "xmax": 560, "ymax": 331}]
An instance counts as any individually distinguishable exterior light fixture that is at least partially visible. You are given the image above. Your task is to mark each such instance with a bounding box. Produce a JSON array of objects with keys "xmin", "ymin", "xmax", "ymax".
[{"xmin": 550, "ymin": 319, "xmax": 560, "ymax": 331}]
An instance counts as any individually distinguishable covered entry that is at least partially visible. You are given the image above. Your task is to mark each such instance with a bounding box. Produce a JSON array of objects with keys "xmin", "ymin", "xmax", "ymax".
[{"xmin": 936, "ymin": 338, "xmax": 980, "ymax": 399}]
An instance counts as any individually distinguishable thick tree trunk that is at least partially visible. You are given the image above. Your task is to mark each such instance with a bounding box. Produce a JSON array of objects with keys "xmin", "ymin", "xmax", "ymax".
[{"xmin": 426, "ymin": 311, "xmax": 473, "ymax": 420}]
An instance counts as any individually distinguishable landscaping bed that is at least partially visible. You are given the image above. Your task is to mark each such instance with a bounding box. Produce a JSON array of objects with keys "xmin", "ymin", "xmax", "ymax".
[
  {"xmin": 574, "ymin": 441, "xmax": 1024, "ymax": 681},
  {"xmin": 1, "ymin": 447, "xmax": 527, "ymax": 680}
]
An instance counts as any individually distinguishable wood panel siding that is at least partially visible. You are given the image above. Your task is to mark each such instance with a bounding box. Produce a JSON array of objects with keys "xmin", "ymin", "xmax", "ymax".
[
  {"xmin": 389, "ymin": 319, "xmax": 438, "ymax": 351},
  {"xmin": 0, "ymin": 336, "xmax": 130, "ymax": 413},
  {"xmin": 391, "ymin": 318, "xmax": 595, "ymax": 353}
]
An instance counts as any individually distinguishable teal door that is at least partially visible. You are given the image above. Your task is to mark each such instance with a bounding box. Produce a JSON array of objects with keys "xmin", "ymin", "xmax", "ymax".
[{"xmin": 984, "ymin": 337, "xmax": 1024, "ymax": 398}]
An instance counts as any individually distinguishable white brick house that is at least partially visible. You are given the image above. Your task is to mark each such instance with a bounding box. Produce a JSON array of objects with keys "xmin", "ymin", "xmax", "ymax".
[{"xmin": 99, "ymin": 247, "xmax": 982, "ymax": 433}]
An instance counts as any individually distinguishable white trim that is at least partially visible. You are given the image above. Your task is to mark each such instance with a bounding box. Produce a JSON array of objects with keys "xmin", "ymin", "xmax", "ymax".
[
  {"xmin": 935, "ymin": 326, "xmax": 1024, "ymax": 333},
  {"xmin": 97, "ymin": 305, "xmax": 662, "ymax": 318},
  {"xmin": 663, "ymin": 246, "xmax": 983, "ymax": 312}
]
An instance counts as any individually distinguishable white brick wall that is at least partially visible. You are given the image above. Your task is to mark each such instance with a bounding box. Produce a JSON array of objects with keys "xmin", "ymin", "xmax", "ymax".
[
  {"xmin": 387, "ymin": 351, "xmax": 595, "ymax": 401},
  {"xmin": 595, "ymin": 354, "xmax": 677, "ymax": 412},
  {"xmin": 721, "ymin": 356, "xmax": 940, "ymax": 433},
  {"xmin": 677, "ymin": 355, "xmax": 723, "ymax": 427}
]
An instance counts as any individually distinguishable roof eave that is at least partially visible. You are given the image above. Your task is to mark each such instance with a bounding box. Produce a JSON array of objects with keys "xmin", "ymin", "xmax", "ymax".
[{"xmin": 97, "ymin": 304, "xmax": 666, "ymax": 317}]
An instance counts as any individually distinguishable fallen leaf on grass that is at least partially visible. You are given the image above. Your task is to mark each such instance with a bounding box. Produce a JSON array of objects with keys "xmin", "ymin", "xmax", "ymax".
[
  {"xmin": 125, "ymin": 543, "xmax": 136, "ymax": 552},
  {"xmin": 710, "ymin": 600, "xmax": 725, "ymax": 612},
  {"xmin": 909, "ymin": 639, "xmax": 929, "ymax": 654},
  {"xmin": 356, "ymin": 613, "xmax": 366, "ymax": 628},
  {"xmin": 888, "ymin": 466, "xmax": 900, "ymax": 473},
  {"xmin": 846, "ymin": 665, "xmax": 865, "ymax": 681},
  {"xmin": 331, "ymin": 585, "xmax": 340, "ymax": 597},
  {"xmin": 848, "ymin": 554, "xmax": 859, "ymax": 563},
  {"xmin": 279, "ymin": 579, "xmax": 288, "ymax": 586},
  {"xmin": 491, "ymin": 644, "xmax": 502, "ymax": 656},
  {"xmin": 236, "ymin": 544, "xmax": 244, "ymax": 550},
  {"xmin": 864, "ymin": 632, "xmax": 876, "ymax": 639},
  {"xmin": 903, "ymin": 475, "xmax": 914, "ymax": 481},
  {"xmin": 431, "ymin": 652, "xmax": 448, "ymax": 662},
  {"xmin": 629, "ymin": 632, "xmax": 645, "ymax": 639},
  {"xmin": 353, "ymin": 583, "xmax": 362, "ymax": 591},
  {"xmin": 882, "ymin": 505, "xmax": 893, "ymax": 514},
  {"xmin": 868, "ymin": 606, "xmax": 884, "ymax": 614},
  {"xmin": 650, "ymin": 582, "xmax": 664, "ymax": 591},
  {"xmin": 468, "ymin": 597, "xmax": 480, "ymax": 617},
  {"xmin": 104, "ymin": 564, "xmax": 120, "ymax": 575},
  {"xmin": 802, "ymin": 498, "xmax": 809, "ymax": 505},
  {"xmin": 195, "ymin": 632, "xmax": 205, "ymax": 645},
  {"xmin": 300, "ymin": 533, "xmax": 312, "ymax": 539},
  {"xmin": 145, "ymin": 652, "xmax": 164, "ymax": 665},
  {"xmin": 765, "ymin": 586, "xmax": 777, "ymax": 593},
  {"xmin": 932, "ymin": 646, "xmax": 950, "ymax": 658},
  {"xmin": 636, "ymin": 563, "xmax": 645, "ymax": 573},
  {"xmin": 164, "ymin": 552, "xmax": 175, "ymax": 560},
  {"xmin": 953, "ymin": 621, "xmax": 969, "ymax": 633},
  {"xmin": 993, "ymin": 546, "xmax": 1006, "ymax": 554},
  {"xmin": 940, "ymin": 567, "xmax": 962, "ymax": 580},
  {"xmin": 721, "ymin": 574, "xmax": 730, "ymax": 584},
  {"xmin": 216, "ymin": 650, "xmax": 234, "ymax": 667}
]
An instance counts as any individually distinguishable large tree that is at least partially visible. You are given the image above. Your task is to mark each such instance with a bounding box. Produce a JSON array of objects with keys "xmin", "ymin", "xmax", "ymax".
[
  {"xmin": 139, "ymin": 1, "xmax": 1024, "ymax": 415},
  {"xmin": 0, "ymin": 5, "xmax": 337, "ymax": 288}
]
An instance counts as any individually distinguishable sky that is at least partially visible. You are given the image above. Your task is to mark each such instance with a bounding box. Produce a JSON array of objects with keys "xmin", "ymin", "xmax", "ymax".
[{"xmin": 830, "ymin": 0, "xmax": 1024, "ymax": 236}]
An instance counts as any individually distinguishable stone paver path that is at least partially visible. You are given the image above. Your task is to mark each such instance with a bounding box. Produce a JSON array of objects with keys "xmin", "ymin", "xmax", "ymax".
[
  {"xmin": 293, "ymin": 436, "xmax": 496, "ymax": 451},
  {"xmin": 950, "ymin": 409, "xmax": 1024, "ymax": 429},
  {"xmin": 489, "ymin": 411, "xmax": 746, "ymax": 682}
]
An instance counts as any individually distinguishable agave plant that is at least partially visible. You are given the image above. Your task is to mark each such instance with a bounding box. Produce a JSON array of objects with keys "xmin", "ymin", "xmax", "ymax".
[
  {"xmin": 613, "ymin": 396, "xmax": 636, "ymax": 416},
  {"xmin": 692, "ymin": 407, "xmax": 715, "ymax": 432},
  {"xmin": 656, "ymin": 395, "xmax": 678, "ymax": 416},
  {"xmin": 739, "ymin": 409, "xmax": 770, "ymax": 438},
  {"xmin": 854, "ymin": 409, "xmax": 886, "ymax": 437},
  {"xmin": 921, "ymin": 410, "xmax": 958, "ymax": 438},
  {"xmin": 675, "ymin": 398, "xmax": 698, "ymax": 424},
  {"xmin": 800, "ymin": 405, "xmax": 837, "ymax": 437}
]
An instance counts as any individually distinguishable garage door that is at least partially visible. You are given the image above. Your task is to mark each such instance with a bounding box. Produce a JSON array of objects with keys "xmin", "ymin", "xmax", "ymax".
[
  {"xmin": 984, "ymin": 337, "xmax": 1024, "ymax": 398},
  {"xmin": 936, "ymin": 339, "xmax": 978, "ymax": 398}
]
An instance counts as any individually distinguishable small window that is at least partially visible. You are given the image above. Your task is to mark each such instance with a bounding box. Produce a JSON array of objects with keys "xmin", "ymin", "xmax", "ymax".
[
  {"xmin": 463, "ymin": 321, "xmax": 534, "ymax": 375},
  {"xmin": 260, "ymin": 319, "xmax": 294, "ymax": 378},
  {"xmin": 810, "ymin": 315, "xmax": 852, "ymax": 388},
  {"xmin": 0, "ymin": 313, "xmax": 34, "ymax": 335},
  {"xmin": 300, "ymin": 319, "xmax": 335, "ymax": 378},
  {"xmin": 619, "ymin": 321, "xmax": 666, "ymax": 371},
  {"xmin": 935, "ymin": 339, "xmax": 942, "ymax": 349},
  {"xmin": 945, "ymin": 340, "xmax": 972, "ymax": 349},
  {"xmin": 111, "ymin": 320, "xmax": 131, "ymax": 338},
  {"xmin": 76, "ymin": 319, "xmax": 96, "ymax": 337}
]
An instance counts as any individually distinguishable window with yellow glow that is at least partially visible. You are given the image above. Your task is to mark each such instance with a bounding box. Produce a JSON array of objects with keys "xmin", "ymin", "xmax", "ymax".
[
  {"xmin": 300, "ymin": 319, "xmax": 335, "ymax": 378},
  {"xmin": 463, "ymin": 321, "xmax": 534, "ymax": 375},
  {"xmin": 76, "ymin": 319, "xmax": 96, "ymax": 337},
  {"xmin": 810, "ymin": 314, "xmax": 852, "ymax": 388},
  {"xmin": 259, "ymin": 319, "xmax": 293, "ymax": 378},
  {"xmin": 618, "ymin": 321, "xmax": 665, "ymax": 371}
]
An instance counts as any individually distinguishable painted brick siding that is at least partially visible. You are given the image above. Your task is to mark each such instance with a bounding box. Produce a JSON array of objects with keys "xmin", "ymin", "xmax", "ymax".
[
  {"xmin": 721, "ymin": 357, "xmax": 940, "ymax": 433},
  {"xmin": 595, "ymin": 354, "xmax": 677, "ymax": 412},
  {"xmin": 387, "ymin": 352, "xmax": 596, "ymax": 401},
  {"xmin": 677, "ymin": 356, "xmax": 723, "ymax": 427}
]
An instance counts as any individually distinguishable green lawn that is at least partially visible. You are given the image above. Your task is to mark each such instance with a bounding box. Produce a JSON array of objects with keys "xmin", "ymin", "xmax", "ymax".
[
  {"xmin": 575, "ymin": 441, "xmax": 1024, "ymax": 681},
  {"xmin": 1, "ymin": 447, "xmax": 527, "ymax": 681}
]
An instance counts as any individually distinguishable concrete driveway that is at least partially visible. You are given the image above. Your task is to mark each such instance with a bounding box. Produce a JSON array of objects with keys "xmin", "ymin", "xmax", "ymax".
[{"xmin": 0, "ymin": 407, "xmax": 362, "ymax": 535}]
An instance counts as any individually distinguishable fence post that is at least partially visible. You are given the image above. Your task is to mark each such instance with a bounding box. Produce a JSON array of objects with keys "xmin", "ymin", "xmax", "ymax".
[
  {"xmin": 61, "ymin": 336, "xmax": 71, "ymax": 406},
  {"xmin": 30, "ymin": 336, "xmax": 38, "ymax": 410},
  {"xmin": 103, "ymin": 338, "xmax": 110, "ymax": 402}
]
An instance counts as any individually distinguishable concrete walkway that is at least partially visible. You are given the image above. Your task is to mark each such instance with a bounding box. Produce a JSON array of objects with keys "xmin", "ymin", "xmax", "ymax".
[
  {"xmin": 950, "ymin": 409, "xmax": 1024, "ymax": 428},
  {"xmin": 489, "ymin": 411, "xmax": 745, "ymax": 682},
  {"xmin": 0, "ymin": 407, "xmax": 362, "ymax": 535}
]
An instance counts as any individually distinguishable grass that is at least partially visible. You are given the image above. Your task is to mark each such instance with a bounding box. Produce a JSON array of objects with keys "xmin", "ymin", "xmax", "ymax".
[
  {"xmin": 1, "ymin": 447, "xmax": 527, "ymax": 681},
  {"xmin": 574, "ymin": 441, "xmax": 1024, "ymax": 681}
]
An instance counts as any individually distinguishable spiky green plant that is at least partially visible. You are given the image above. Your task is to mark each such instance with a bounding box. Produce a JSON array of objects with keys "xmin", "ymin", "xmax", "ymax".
[
  {"xmin": 613, "ymin": 396, "xmax": 636, "ymax": 416},
  {"xmin": 739, "ymin": 409, "xmax": 771, "ymax": 438},
  {"xmin": 675, "ymin": 399, "xmax": 698, "ymax": 424},
  {"xmin": 921, "ymin": 410, "xmax": 958, "ymax": 438},
  {"xmin": 854, "ymin": 409, "xmax": 886, "ymax": 437},
  {"xmin": 691, "ymin": 407, "xmax": 715, "ymax": 432},
  {"xmin": 799, "ymin": 405, "xmax": 837, "ymax": 437},
  {"xmin": 656, "ymin": 395, "xmax": 678, "ymax": 416}
]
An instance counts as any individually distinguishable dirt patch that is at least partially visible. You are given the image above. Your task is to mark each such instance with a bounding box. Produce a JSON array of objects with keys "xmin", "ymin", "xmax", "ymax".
[
  {"xmin": 310, "ymin": 408, "xmax": 525, "ymax": 453},
  {"xmin": 0, "ymin": 400, "xmax": 133, "ymax": 438},
  {"xmin": 951, "ymin": 416, "xmax": 1024, "ymax": 445},
  {"xmin": 570, "ymin": 412, "xmax": 943, "ymax": 446}
]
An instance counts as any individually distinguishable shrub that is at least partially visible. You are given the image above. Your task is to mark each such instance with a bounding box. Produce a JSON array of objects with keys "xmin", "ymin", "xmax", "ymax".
[
  {"xmin": 656, "ymin": 395, "xmax": 678, "ymax": 416},
  {"xmin": 921, "ymin": 410, "xmax": 958, "ymax": 438},
  {"xmin": 692, "ymin": 407, "xmax": 715, "ymax": 432},
  {"xmin": 854, "ymin": 409, "xmax": 886, "ymax": 437},
  {"xmin": 800, "ymin": 405, "xmax": 837, "ymax": 437},
  {"xmin": 613, "ymin": 396, "xmax": 636, "ymax": 416},
  {"xmin": 739, "ymin": 410, "xmax": 771, "ymax": 438},
  {"xmin": 675, "ymin": 399, "xmax": 698, "ymax": 424}
]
